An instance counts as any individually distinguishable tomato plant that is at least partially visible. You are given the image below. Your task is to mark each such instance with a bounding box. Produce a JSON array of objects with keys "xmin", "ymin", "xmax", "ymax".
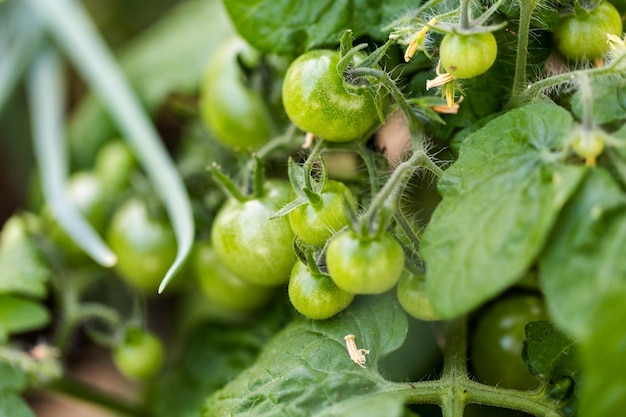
[
  {"xmin": 326, "ymin": 229, "xmax": 405, "ymax": 294},
  {"xmin": 192, "ymin": 239, "xmax": 275, "ymax": 312},
  {"xmin": 211, "ymin": 180, "xmax": 296, "ymax": 286},
  {"xmin": 2, "ymin": 0, "xmax": 626, "ymax": 416},
  {"xmin": 554, "ymin": 1, "xmax": 623, "ymax": 61},
  {"xmin": 288, "ymin": 179, "xmax": 355, "ymax": 247},
  {"xmin": 470, "ymin": 293, "xmax": 548, "ymax": 390},
  {"xmin": 288, "ymin": 260, "xmax": 354, "ymax": 320},
  {"xmin": 106, "ymin": 198, "xmax": 177, "ymax": 292},
  {"xmin": 439, "ymin": 31, "xmax": 498, "ymax": 79},
  {"xmin": 199, "ymin": 37, "xmax": 278, "ymax": 150},
  {"xmin": 113, "ymin": 327, "xmax": 165, "ymax": 381},
  {"xmin": 282, "ymin": 49, "xmax": 381, "ymax": 142}
]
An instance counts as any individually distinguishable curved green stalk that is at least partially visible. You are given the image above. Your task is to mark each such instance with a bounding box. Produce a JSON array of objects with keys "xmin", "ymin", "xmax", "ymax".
[
  {"xmin": 27, "ymin": 46, "xmax": 117, "ymax": 267},
  {"xmin": 0, "ymin": 1, "xmax": 43, "ymax": 114},
  {"xmin": 25, "ymin": 0, "xmax": 194, "ymax": 292}
]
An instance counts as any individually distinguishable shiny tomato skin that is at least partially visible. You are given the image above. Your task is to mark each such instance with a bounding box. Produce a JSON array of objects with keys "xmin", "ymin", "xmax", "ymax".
[
  {"xmin": 326, "ymin": 230, "xmax": 405, "ymax": 294},
  {"xmin": 288, "ymin": 179, "xmax": 355, "ymax": 247},
  {"xmin": 282, "ymin": 50, "xmax": 380, "ymax": 142},
  {"xmin": 470, "ymin": 294, "xmax": 548, "ymax": 390},
  {"xmin": 211, "ymin": 180, "xmax": 296, "ymax": 286},
  {"xmin": 288, "ymin": 261, "xmax": 354, "ymax": 320},
  {"xmin": 439, "ymin": 32, "xmax": 498, "ymax": 79}
]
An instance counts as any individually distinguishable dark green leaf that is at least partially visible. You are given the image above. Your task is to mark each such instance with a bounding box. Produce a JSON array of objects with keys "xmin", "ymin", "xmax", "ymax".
[
  {"xmin": 421, "ymin": 103, "xmax": 586, "ymax": 318},
  {"xmin": 202, "ymin": 295, "xmax": 409, "ymax": 417},
  {"xmin": 571, "ymin": 74, "xmax": 626, "ymax": 125},
  {"xmin": 223, "ymin": 0, "xmax": 416, "ymax": 55},
  {"xmin": 523, "ymin": 321, "xmax": 579, "ymax": 381},
  {"xmin": 0, "ymin": 362, "xmax": 27, "ymax": 393},
  {"xmin": 0, "ymin": 392, "xmax": 35, "ymax": 417},
  {"xmin": 0, "ymin": 294, "xmax": 50, "ymax": 340},
  {"xmin": 0, "ymin": 216, "xmax": 49, "ymax": 299},
  {"xmin": 147, "ymin": 301, "xmax": 293, "ymax": 417},
  {"xmin": 578, "ymin": 292, "xmax": 626, "ymax": 417},
  {"xmin": 539, "ymin": 168, "xmax": 626, "ymax": 339}
]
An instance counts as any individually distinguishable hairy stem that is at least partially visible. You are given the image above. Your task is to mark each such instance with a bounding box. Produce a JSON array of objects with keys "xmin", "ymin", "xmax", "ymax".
[{"xmin": 507, "ymin": 0, "xmax": 539, "ymax": 108}]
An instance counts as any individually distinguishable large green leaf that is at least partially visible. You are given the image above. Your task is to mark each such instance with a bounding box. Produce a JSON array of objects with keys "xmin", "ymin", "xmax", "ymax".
[
  {"xmin": 539, "ymin": 168, "xmax": 626, "ymax": 339},
  {"xmin": 578, "ymin": 292, "xmax": 626, "ymax": 417},
  {"xmin": 0, "ymin": 362, "xmax": 27, "ymax": 393},
  {"xmin": 421, "ymin": 103, "xmax": 586, "ymax": 318},
  {"xmin": 146, "ymin": 300, "xmax": 293, "ymax": 417},
  {"xmin": 202, "ymin": 295, "xmax": 409, "ymax": 417},
  {"xmin": 0, "ymin": 216, "xmax": 49, "ymax": 299},
  {"xmin": 0, "ymin": 393, "xmax": 35, "ymax": 417},
  {"xmin": 223, "ymin": 0, "xmax": 416, "ymax": 55}
]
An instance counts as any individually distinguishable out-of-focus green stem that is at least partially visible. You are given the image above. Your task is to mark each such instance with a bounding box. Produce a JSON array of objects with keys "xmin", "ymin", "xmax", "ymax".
[
  {"xmin": 27, "ymin": 46, "xmax": 117, "ymax": 266},
  {"xmin": 25, "ymin": 0, "xmax": 194, "ymax": 292}
]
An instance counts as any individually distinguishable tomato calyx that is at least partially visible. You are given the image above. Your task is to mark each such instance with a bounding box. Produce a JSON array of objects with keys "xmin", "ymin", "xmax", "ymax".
[{"xmin": 209, "ymin": 155, "xmax": 267, "ymax": 203}]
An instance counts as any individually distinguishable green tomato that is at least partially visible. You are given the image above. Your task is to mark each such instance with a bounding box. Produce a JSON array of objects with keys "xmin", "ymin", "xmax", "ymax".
[
  {"xmin": 554, "ymin": 1, "xmax": 623, "ymax": 61},
  {"xmin": 192, "ymin": 240, "xmax": 275, "ymax": 312},
  {"xmin": 211, "ymin": 180, "xmax": 296, "ymax": 286},
  {"xmin": 113, "ymin": 328, "xmax": 164, "ymax": 381},
  {"xmin": 288, "ymin": 179, "xmax": 355, "ymax": 247},
  {"xmin": 94, "ymin": 140, "xmax": 136, "ymax": 192},
  {"xmin": 199, "ymin": 37, "xmax": 276, "ymax": 150},
  {"xmin": 396, "ymin": 271, "xmax": 441, "ymax": 321},
  {"xmin": 282, "ymin": 50, "xmax": 381, "ymax": 142},
  {"xmin": 570, "ymin": 127, "xmax": 607, "ymax": 163},
  {"xmin": 439, "ymin": 32, "xmax": 498, "ymax": 79},
  {"xmin": 326, "ymin": 230, "xmax": 405, "ymax": 294},
  {"xmin": 470, "ymin": 294, "xmax": 548, "ymax": 390},
  {"xmin": 106, "ymin": 198, "xmax": 176, "ymax": 293},
  {"xmin": 288, "ymin": 260, "xmax": 354, "ymax": 320}
]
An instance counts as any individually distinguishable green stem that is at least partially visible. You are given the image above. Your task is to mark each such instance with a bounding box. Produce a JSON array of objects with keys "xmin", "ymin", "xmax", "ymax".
[
  {"xmin": 576, "ymin": 73, "xmax": 594, "ymax": 130},
  {"xmin": 459, "ymin": 0, "xmax": 472, "ymax": 30},
  {"xmin": 507, "ymin": 0, "xmax": 539, "ymax": 108},
  {"xmin": 27, "ymin": 46, "xmax": 117, "ymax": 267},
  {"xmin": 254, "ymin": 124, "xmax": 301, "ymax": 162},
  {"xmin": 394, "ymin": 207, "xmax": 422, "ymax": 257},
  {"xmin": 26, "ymin": 0, "xmax": 195, "ymax": 293},
  {"xmin": 49, "ymin": 377, "xmax": 148, "ymax": 417},
  {"xmin": 0, "ymin": 1, "xmax": 43, "ymax": 114},
  {"xmin": 396, "ymin": 316, "xmax": 565, "ymax": 416},
  {"xmin": 524, "ymin": 54, "xmax": 626, "ymax": 101}
]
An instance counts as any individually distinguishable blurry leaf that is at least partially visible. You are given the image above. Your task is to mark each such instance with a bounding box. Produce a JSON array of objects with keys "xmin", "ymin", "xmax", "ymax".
[
  {"xmin": 578, "ymin": 292, "xmax": 626, "ymax": 417},
  {"xmin": 202, "ymin": 295, "xmax": 409, "ymax": 417},
  {"xmin": 0, "ymin": 294, "xmax": 50, "ymax": 340},
  {"xmin": 223, "ymin": 0, "xmax": 416, "ymax": 55},
  {"xmin": 571, "ymin": 74, "xmax": 626, "ymax": 125},
  {"xmin": 421, "ymin": 103, "xmax": 586, "ymax": 318},
  {"xmin": 0, "ymin": 362, "xmax": 27, "ymax": 393},
  {"xmin": 0, "ymin": 392, "xmax": 35, "ymax": 417},
  {"xmin": 0, "ymin": 216, "xmax": 49, "ymax": 299},
  {"xmin": 523, "ymin": 321, "xmax": 579, "ymax": 381},
  {"xmin": 146, "ymin": 301, "xmax": 294, "ymax": 417},
  {"xmin": 539, "ymin": 168, "xmax": 626, "ymax": 339},
  {"xmin": 68, "ymin": 0, "xmax": 234, "ymax": 167}
]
